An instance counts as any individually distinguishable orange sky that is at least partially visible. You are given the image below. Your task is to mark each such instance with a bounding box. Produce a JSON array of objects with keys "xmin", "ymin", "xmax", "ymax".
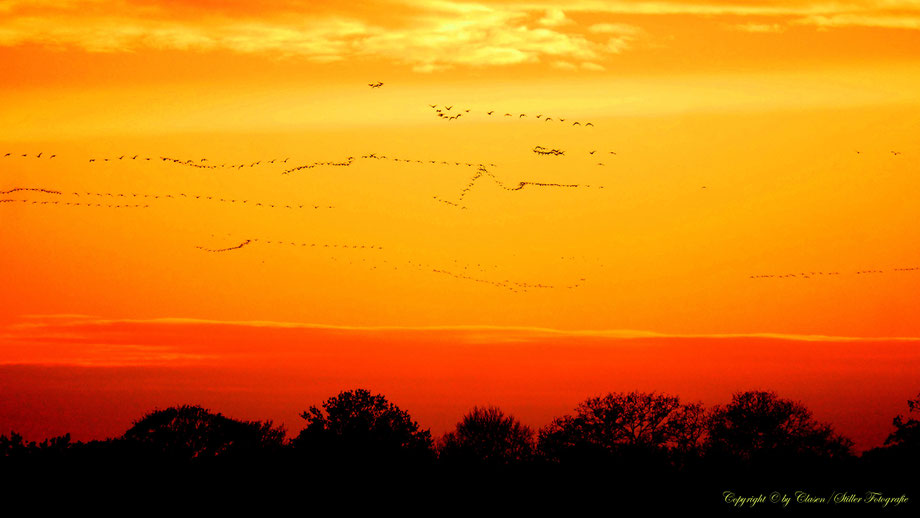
[{"xmin": 1, "ymin": 0, "xmax": 919, "ymax": 448}]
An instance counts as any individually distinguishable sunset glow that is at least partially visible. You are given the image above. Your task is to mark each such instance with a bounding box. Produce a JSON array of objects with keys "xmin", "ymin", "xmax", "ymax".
[{"xmin": 2, "ymin": 1, "xmax": 919, "ymax": 453}]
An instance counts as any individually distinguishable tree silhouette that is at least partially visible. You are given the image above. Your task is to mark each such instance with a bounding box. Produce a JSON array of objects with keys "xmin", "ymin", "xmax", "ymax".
[
  {"xmin": 293, "ymin": 389, "xmax": 433, "ymax": 466},
  {"xmin": 537, "ymin": 391, "xmax": 706, "ymax": 468},
  {"xmin": 706, "ymin": 390, "xmax": 853, "ymax": 465},
  {"xmin": 883, "ymin": 392, "xmax": 920, "ymax": 453},
  {"xmin": 1, "ymin": 431, "xmax": 73, "ymax": 460},
  {"xmin": 120, "ymin": 404, "xmax": 285, "ymax": 461},
  {"xmin": 438, "ymin": 406, "xmax": 534, "ymax": 465},
  {"xmin": 861, "ymin": 392, "xmax": 920, "ymax": 483}
]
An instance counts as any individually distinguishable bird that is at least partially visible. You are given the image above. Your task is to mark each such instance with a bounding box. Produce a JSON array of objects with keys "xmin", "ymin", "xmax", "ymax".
[{"xmin": 487, "ymin": 111, "xmax": 494, "ymax": 115}]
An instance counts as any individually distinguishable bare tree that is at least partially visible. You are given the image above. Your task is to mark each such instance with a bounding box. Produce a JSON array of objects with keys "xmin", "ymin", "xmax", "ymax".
[{"xmin": 439, "ymin": 406, "xmax": 534, "ymax": 465}]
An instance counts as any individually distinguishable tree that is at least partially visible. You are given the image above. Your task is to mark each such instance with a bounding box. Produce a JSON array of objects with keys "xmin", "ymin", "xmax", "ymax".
[
  {"xmin": 537, "ymin": 391, "xmax": 707, "ymax": 467},
  {"xmin": 706, "ymin": 391, "xmax": 853, "ymax": 464},
  {"xmin": 293, "ymin": 389, "xmax": 433, "ymax": 465},
  {"xmin": 882, "ymin": 392, "xmax": 920, "ymax": 452},
  {"xmin": 438, "ymin": 406, "xmax": 534, "ymax": 465},
  {"xmin": 121, "ymin": 404, "xmax": 285, "ymax": 461},
  {"xmin": 861, "ymin": 392, "xmax": 920, "ymax": 480}
]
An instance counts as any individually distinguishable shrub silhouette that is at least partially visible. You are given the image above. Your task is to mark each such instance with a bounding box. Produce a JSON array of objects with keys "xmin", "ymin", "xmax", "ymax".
[
  {"xmin": 1, "ymin": 431, "xmax": 72, "ymax": 459},
  {"xmin": 537, "ymin": 391, "xmax": 706, "ymax": 469},
  {"xmin": 438, "ymin": 406, "xmax": 534, "ymax": 465},
  {"xmin": 120, "ymin": 404, "xmax": 285, "ymax": 461},
  {"xmin": 293, "ymin": 388, "xmax": 433, "ymax": 466},
  {"xmin": 706, "ymin": 390, "xmax": 853, "ymax": 466}
]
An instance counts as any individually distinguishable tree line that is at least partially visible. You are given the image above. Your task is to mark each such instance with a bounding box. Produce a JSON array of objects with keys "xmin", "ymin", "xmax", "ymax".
[{"xmin": 2, "ymin": 389, "xmax": 917, "ymax": 509}]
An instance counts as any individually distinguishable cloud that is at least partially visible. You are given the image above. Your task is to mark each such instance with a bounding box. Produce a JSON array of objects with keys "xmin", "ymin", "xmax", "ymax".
[
  {"xmin": 588, "ymin": 22, "xmax": 643, "ymax": 35},
  {"xmin": 537, "ymin": 8, "xmax": 572, "ymax": 26},
  {"xmin": 733, "ymin": 22, "xmax": 785, "ymax": 33},
  {"xmin": 12, "ymin": 314, "xmax": 920, "ymax": 342},
  {"xmin": 2, "ymin": 1, "xmax": 920, "ymax": 71},
  {"xmin": 797, "ymin": 13, "xmax": 920, "ymax": 30},
  {"xmin": 0, "ymin": 2, "xmax": 632, "ymax": 71}
]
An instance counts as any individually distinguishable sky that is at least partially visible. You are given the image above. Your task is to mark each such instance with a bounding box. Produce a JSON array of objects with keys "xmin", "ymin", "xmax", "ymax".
[{"xmin": 1, "ymin": 0, "xmax": 919, "ymax": 451}]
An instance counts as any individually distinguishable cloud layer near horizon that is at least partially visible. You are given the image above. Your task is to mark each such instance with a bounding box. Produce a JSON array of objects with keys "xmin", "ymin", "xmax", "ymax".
[
  {"xmin": 2, "ymin": 312, "xmax": 918, "ymax": 453},
  {"xmin": 4, "ymin": 314, "xmax": 920, "ymax": 367}
]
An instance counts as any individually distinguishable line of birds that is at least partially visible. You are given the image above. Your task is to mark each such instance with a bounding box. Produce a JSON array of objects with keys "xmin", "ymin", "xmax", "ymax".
[
  {"xmin": 198, "ymin": 237, "xmax": 385, "ymax": 252},
  {"xmin": 428, "ymin": 105, "xmax": 595, "ymax": 126},
  {"xmin": 282, "ymin": 158, "xmax": 355, "ymax": 175},
  {"xmin": 280, "ymin": 153, "xmax": 502, "ymax": 176},
  {"xmin": 534, "ymin": 146, "xmax": 617, "ymax": 165},
  {"xmin": 432, "ymin": 196, "xmax": 466, "ymax": 209},
  {"xmin": 201, "ymin": 233, "xmax": 581, "ymax": 293},
  {"xmin": 1, "ymin": 198, "xmax": 150, "ymax": 209},
  {"xmin": 88, "ymin": 155, "xmax": 292, "ymax": 169},
  {"xmin": 750, "ymin": 267, "xmax": 919, "ymax": 279},
  {"xmin": 0, "ymin": 188, "xmax": 334, "ymax": 210},
  {"xmin": 0, "ymin": 187, "xmax": 62, "ymax": 195},
  {"xmin": 360, "ymin": 153, "xmax": 496, "ymax": 168},
  {"xmin": 427, "ymin": 266, "xmax": 583, "ymax": 292},
  {"xmin": 433, "ymin": 166, "xmax": 604, "ymax": 209},
  {"xmin": 2, "ymin": 152, "xmax": 56, "ymax": 159},
  {"xmin": 854, "ymin": 150, "xmax": 905, "ymax": 156},
  {"xmin": 196, "ymin": 240, "xmax": 253, "ymax": 252},
  {"xmin": 368, "ymin": 82, "xmax": 384, "ymax": 88}
]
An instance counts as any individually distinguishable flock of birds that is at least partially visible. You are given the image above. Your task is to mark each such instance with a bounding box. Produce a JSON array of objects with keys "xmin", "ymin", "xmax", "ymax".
[
  {"xmin": 533, "ymin": 146, "xmax": 616, "ymax": 166},
  {"xmin": 197, "ymin": 238, "xmax": 385, "ymax": 253},
  {"xmin": 0, "ymin": 187, "xmax": 334, "ymax": 211},
  {"xmin": 2, "ymin": 82, "xmax": 915, "ymax": 293},
  {"xmin": 750, "ymin": 267, "xmax": 919, "ymax": 279},
  {"xmin": 427, "ymin": 104, "xmax": 595, "ymax": 126},
  {"xmin": 86, "ymin": 155, "xmax": 291, "ymax": 169},
  {"xmin": 533, "ymin": 146, "xmax": 566, "ymax": 156},
  {"xmin": 1, "ymin": 198, "xmax": 150, "ymax": 209}
]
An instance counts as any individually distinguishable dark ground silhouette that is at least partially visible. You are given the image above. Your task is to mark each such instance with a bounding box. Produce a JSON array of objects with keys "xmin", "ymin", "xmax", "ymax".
[{"xmin": 1, "ymin": 389, "xmax": 916, "ymax": 513}]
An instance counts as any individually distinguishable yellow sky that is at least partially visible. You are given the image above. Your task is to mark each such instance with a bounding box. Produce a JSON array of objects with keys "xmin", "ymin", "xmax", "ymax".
[{"xmin": 2, "ymin": 0, "xmax": 920, "ymax": 337}]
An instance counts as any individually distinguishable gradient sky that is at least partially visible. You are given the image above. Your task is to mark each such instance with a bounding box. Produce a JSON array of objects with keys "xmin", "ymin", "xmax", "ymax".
[{"xmin": 1, "ymin": 1, "xmax": 919, "ymax": 450}]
